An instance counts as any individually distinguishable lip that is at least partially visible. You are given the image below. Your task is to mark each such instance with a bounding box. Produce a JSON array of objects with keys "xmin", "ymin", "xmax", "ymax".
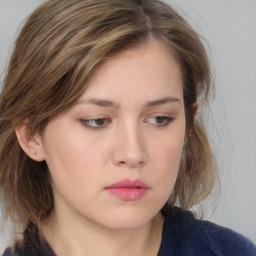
[{"xmin": 105, "ymin": 179, "xmax": 150, "ymax": 201}]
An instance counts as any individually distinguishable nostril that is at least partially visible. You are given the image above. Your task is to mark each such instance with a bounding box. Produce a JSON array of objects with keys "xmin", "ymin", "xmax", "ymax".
[
  {"xmin": 117, "ymin": 159, "xmax": 145, "ymax": 168},
  {"xmin": 138, "ymin": 160, "xmax": 145, "ymax": 166}
]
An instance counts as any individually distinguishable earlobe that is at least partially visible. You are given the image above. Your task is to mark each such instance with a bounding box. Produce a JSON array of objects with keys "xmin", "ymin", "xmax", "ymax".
[{"xmin": 15, "ymin": 122, "xmax": 45, "ymax": 162}]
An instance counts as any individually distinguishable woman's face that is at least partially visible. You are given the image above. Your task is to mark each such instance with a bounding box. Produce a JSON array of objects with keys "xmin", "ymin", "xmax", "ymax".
[{"xmin": 39, "ymin": 40, "xmax": 186, "ymax": 230}]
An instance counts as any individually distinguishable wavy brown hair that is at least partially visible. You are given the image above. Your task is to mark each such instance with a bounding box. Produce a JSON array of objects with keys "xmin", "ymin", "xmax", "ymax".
[{"xmin": 0, "ymin": 0, "xmax": 217, "ymax": 240}]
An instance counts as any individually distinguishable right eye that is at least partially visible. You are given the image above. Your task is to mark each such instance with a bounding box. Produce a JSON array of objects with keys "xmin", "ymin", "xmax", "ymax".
[{"xmin": 80, "ymin": 118, "xmax": 110, "ymax": 129}]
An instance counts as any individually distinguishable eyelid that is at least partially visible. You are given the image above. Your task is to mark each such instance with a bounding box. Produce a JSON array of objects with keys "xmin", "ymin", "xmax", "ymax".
[
  {"xmin": 79, "ymin": 117, "xmax": 111, "ymax": 129},
  {"xmin": 79, "ymin": 113, "xmax": 175, "ymax": 129},
  {"xmin": 145, "ymin": 115, "xmax": 175, "ymax": 127}
]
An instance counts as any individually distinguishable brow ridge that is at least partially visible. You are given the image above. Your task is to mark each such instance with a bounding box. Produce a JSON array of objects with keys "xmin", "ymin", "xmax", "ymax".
[
  {"xmin": 144, "ymin": 96, "xmax": 181, "ymax": 107},
  {"xmin": 76, "ymin": 96, "xmax": 180, "ymax": 108}
]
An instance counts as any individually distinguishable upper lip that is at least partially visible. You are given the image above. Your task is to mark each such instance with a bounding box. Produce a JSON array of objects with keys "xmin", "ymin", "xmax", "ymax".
[{"xmin": 105, "ymin": 179, "xmax": 150, "ymax": 189}]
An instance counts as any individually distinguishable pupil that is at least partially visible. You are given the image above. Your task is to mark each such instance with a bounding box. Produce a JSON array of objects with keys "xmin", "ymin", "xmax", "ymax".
[
  {"xmin": 156, "ymin": 117, "xmax": 164, "ymax": 123},
  {"xmin": 96, "ymin": 119, "xmax": 104, "ymax": 126}
]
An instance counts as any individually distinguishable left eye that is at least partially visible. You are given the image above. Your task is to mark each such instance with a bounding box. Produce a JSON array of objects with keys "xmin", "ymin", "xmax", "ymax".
[
  {"xmin": 147, "ymin": 116, "xmax": 173, "ymax": 126},
  {"xmin": 80, "ymin": 118, "xmax": 110, "ymax": 129}
]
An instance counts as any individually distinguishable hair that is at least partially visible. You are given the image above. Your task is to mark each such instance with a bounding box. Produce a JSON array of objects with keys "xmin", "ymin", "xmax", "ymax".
[{"xmin": 0, "ymin": 0, "xmax": 217, "ymax": 244}]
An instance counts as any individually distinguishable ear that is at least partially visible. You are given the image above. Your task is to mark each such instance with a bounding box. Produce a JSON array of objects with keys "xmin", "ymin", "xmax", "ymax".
[{"xmin": 15, "ymin": 121, "xmax": 45, "ymax": 162}]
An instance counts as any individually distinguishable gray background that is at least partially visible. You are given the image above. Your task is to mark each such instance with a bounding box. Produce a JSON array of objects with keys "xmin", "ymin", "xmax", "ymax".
[{"xmin": 0, "ymin": 0, "xmax": 255, "ymax": 252}]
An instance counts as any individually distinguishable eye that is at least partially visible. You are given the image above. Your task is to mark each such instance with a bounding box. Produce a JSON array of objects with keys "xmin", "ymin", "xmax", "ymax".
[
  {"xmin": 80, "ymin": 118, "xmax": 110, "ymax": 129},
  {"xmin": 146, "ymin": 116, "xmax": 174, "ymax": 127}
]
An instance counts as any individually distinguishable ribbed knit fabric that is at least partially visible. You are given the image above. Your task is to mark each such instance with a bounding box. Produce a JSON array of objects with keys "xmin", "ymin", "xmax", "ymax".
[{"xmin": 3, "ymin": 207, "xmax": 256, "ymax": 256}]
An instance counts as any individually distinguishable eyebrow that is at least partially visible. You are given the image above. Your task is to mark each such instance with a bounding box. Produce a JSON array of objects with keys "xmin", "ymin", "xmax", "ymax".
[
  {"xmin": 76, "ymin": 98, "xmax": 119, "ymax": 108},
  {"xmin": 76, "ymin": 96, "xmax": 181, "ymax": 108},
  {"xmin": 144, "ymin": 97, "xmax": 181, "ymax": 107}
]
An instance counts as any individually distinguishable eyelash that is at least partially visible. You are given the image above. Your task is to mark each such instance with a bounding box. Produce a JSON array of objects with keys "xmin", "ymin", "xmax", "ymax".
[
  {"xmin": 79, "ymin": 116, "xmax": 174, "ymax": 129},
  {"xmin": 146, "ymin": 116, "xmax": 174, "ymax": 127},
  {"xmin": 80, "ymin": 118, "xmax": 111, "ymax": 129}
]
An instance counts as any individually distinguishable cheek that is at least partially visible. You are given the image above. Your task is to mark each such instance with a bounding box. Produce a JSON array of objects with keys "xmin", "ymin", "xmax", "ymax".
[
  {"xmin": 44, "ymin": 134, "xmax": 110, "ymax": 195},
  {"xmin": 150, "ymin": 129, "xmax": 185, "ymax": 193},
  {"xmin": 45, "ymin": 142, "xmax": 98, "ymax": 208},
  {"xmin": 155, "ymin": 143, "xmax": 183, "ymax": 185},
  {"xmin": 145, "ymin": 139, "xmax": 183, "ymax": 211},
  {"xmin": 45, "ymin": 129, "xmax": 101, "ymax": 168},
  {"xmin": 153, "ymin": 128, "xmax": 184, "ymax": 169}
]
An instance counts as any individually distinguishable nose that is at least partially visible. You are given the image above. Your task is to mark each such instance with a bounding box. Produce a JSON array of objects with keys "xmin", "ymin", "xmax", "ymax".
[{"xmin": 112, "ymin": 123, "xmax": 148, "ymax": 168}]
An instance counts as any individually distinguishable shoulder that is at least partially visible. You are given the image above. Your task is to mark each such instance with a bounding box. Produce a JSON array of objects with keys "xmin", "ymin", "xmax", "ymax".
[
  {"xmin": 2, "ymin": 248, "xmax": 20, "ymax": 256},
  {"xmin": 2, "ymin": 246, "xmax": 54, "ymax": 256},
  {"xmin": 159, "ymin": 207, "xmax": 256, "ymax": 256},
  {"xmin": 2, "ymin": 225, "xmax": 55, "ymax": 256},
  {"xmin": 2, "ymin": 241, "xmax": 55, "ymax": 256},
  {"xmin": 2, "ymin": 247, "xmax": 33, "ymax": 256}
]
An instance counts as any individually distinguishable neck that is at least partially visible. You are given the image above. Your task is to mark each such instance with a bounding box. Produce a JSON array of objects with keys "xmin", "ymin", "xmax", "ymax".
[{"xmin": 41, "ymin": 210, "xmax": 164, "ymax": 256}]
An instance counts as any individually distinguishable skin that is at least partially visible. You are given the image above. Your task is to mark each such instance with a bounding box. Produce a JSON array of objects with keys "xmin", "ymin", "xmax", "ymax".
[{"xmin": 17, "ymin": 39, "xmax": 186, "ymax": 256}]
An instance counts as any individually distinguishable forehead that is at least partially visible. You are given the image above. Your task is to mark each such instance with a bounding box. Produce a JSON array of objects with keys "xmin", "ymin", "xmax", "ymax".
[{"xmin": 80, "ymin": 39, "xmax": 183, "ymax": 102}]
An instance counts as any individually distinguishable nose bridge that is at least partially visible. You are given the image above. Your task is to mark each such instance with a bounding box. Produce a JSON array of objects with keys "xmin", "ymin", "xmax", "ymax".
[{"xmin": 113, "ymin": 118, "xmax": 147, "ymax": 168}]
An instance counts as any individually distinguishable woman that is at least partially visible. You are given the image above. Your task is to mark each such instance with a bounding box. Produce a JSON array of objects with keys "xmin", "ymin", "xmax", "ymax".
[{"xmin": 0, "ymin": 0, "xmax": 255, "ymax": 255}]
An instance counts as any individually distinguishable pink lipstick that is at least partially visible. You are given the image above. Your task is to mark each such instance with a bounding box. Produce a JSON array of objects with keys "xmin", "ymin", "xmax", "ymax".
[{"xmin": 105, "ymin": 179, "xmax": 149, "ymax": 201}]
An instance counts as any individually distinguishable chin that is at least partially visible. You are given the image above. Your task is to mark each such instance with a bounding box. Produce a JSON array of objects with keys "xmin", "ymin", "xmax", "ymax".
[{"xmin": 100, "ymin": 208, "xmax": 160, "ymax": 231}]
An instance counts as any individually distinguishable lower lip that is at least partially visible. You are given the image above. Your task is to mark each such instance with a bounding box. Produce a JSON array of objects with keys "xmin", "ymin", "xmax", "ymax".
[{"xmin": 106, "ymin": 188, "xmax": 148, "ymax": 201}]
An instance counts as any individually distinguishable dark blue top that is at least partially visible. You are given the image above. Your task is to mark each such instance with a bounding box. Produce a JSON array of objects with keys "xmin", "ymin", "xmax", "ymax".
[
  {"xmin": 3, "ymin": 208, "xmax": 256, "ymax": 256},
  {"xmin": 158, "ymin": 208, "xmax": 256, "ymax": 255}
]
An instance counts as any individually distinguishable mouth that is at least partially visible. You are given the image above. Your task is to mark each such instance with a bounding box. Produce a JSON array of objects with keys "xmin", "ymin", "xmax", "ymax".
[{"xmin": 105, "ymin": 179, "xmax": 150, "ymax": 201}]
